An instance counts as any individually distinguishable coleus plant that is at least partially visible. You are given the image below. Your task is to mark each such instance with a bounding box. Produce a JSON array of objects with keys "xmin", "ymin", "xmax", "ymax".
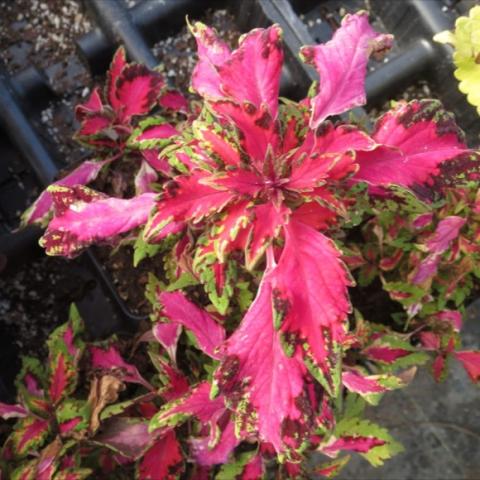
[
  {"xmin": 21, "ymin": 46, "xmax": 187, "ymax": 228},
  {"xmin": 9, "ymin": 9, "xmax": 480, "ymax": 478}
]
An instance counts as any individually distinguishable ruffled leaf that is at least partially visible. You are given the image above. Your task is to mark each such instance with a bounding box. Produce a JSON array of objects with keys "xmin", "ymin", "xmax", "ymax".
[
  {"xmin": 144, "ymin": 174, "xmax": 237, "ymax": 241},
  {"xmin": 217, "ymin": 25, "xmax": 283, "ymax": 118},
  {"xmin": 40, "ymin": 186, "xmax": 156, "ymax": 257},
  {"xmin": 214, "ymin": 257, "xmax": 314, "ymax": 458},
  {"xmin": 90, "ymin": 345, "xmax": 152, "ymax": 390},
  {"xmin": 300, "ymin": 12, "xmax": 392, "ymax": 128},
  {"xmin": 21, "ymin": 160, "xmax": 107, "ymax": 227},
  {"xmin": 354, "ymin": 100, "xmax": 476, "ymax": 188},
  {"xmin": 272, "ymin": 220, "xmax": 352, "ymax": 395},
  {"xmin": 137, "ymin": 431, "xmax": 184, "ymax": 479},
  {"xmin": 454, "ymin": 350, "xmax": 480, "ymax": 382}
]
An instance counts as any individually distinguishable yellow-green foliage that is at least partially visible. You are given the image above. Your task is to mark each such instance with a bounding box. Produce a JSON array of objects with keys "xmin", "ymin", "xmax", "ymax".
[{"xmin": 434, "ymin": 6, "xmax": 480, "ymax": 114}]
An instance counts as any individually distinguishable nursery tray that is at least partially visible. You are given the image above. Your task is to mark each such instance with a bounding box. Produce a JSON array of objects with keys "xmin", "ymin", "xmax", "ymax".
[{"xmin": 0, "ymin": 0, "xmax": 476, "ymax": 400}]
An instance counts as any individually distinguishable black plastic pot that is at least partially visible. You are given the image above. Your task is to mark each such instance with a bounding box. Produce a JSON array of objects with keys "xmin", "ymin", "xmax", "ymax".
[{"xmin": 0, "ymin": 0, "xmax": 475, "ymax": 401}]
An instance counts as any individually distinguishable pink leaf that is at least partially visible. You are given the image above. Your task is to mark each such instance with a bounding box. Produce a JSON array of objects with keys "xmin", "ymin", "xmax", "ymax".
[
  {"xmin": 213, "ymin": 100, "xmax": 280, "ymax": 167},
  {"xmin": 142, "ymin": 149, "xmax": 172, "ymax": 176},
  {"xmin": 158, "ymin": 90, "xmax": 189, "ymax": 113},
  {"xmin": 190, "ymin": 21, "xmax": 231, "ymax": 99},
  {"xmin": 77, "ymin": 114, "xmax": 112, "ymax": 137},
  {"xmin": 412, "ymin": 253, "xmax": 441, "ymax": 285},
  {"xmin": 241, "ymin": 454, "xmax": 265, "ymax": 479},
  {"xmin": 107, "ymin": 47, "xmax": 127, "ymax": 112},
  {"xmin": 426, "ymin": 216, "xmax": 466, "ymax": 254},
  {"xmin": 134, "ymin": 123, "xmax": 178, "ymax": 143},
  {"xmin": 40, "ymin": 187, "xmax": 156, "ymax": 257},
  {"xmin": 144, "ymin": 174, "xmax": 237, "ymax": 241},
  {"xmin": 159, "ymin": 291, "xmax": 225, "ymax": 359},
  {"xmin": 152, "ymin": 322, "xmax": 182, "ymax": 364},
  {"xmin": 454, "ymin": 351, "xmax": 480, "ymax": 383},
  {"xmin": 90, "ymin": 345, "xmax": 152, "ymax": 390},
  {"xmin": 156, "ymin": 358, "xmax": 189, "ymax": 402},
  {"xmin": 272, "ymin": 220, "xmax": 352, "ymax": 391},
  {"xmin": 435, "ymin": 310, "xmax": 463, "ymax": 332},
  {"xmin": 135, "ymin": 160, "xmax": 158, "ymax": 194},
  {"xmin": 76, "ymin": 87, "xmax": 104, "ymax": 120},
  {"xmin": 214, "ymin": 258, "xmax": 313, "ymax": 455},
  {"xmin": 342, "ymin": 371, "xmax": 385, "ymax": 396},
  {"xmin": 218, "ymin": 25, "xmax": 283, "ymax": 118},
  {"xmin": 323, "ymin": 436, "xmax": 386, "ymax": 456},
  {"xmin": 419, "ymin": 331, "xmax": 441, "ymax": 351},
  {"xmin": 195, "ymin": 125, "xmax": 242, "ymax": 167},
  {"xmin": 301, "ymin": 12, "xmax": 392, "ymax": 128},
  {"xmin": 291, "ymin": 201, "xmax": 337, "ymax": 230},
  {"xmin": 113, "ymin": 64, "xmax": 164, "ymax": 122},
  {"xmin": 0, "ymin": 402, "xmax": 28, "ymax": 420},
  {"xmin": 22, "ymin": 160, "xmax": 107, "ymax": 226},
  {"xmin": 201, "ymin": 169, "xmax": 264, "ymax": 197},
  {"xmin": 286, "ymin": 124, "xmax": 375, "ymax": 191},
  {"xmin": 137, "ymin": 431, "xmax": 184, "ymax": 479},
  {"xmin": 93, "ymin": 418, "xmax": 151, "ymax": 459},
  {"xmin": 245, "ymin": 202, "xmax": 290, "ymax": 269},
  {"xmin": 362, "ymin": 346, "xmax": 411, "ymax": 364},
  {"xmin": 13, "ymin": 417, "xmax": 51, "ymax": 456},
  {"xmin": 190, "ymin": 417, "xmax": 238, "ymax": 466},
  {"xmin": 354, "ymin": 100, "xmax": 473, "ymax": 188}
]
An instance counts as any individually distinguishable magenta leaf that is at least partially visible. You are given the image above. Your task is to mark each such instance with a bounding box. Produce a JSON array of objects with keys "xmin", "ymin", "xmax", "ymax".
[
  {"xmin": 212, "ymin": 100, "xmax": 280, "ymax": 166},
  {"xmin": 11, "ymin": 417, "xmax": 51, "ymax": 457},
  {"xmin": 342, "ymin": 371, "xmax": 385, "ymax": 396},
  {"xmin": 300, "ymin": 12, "xmax": 392, "ymax": 128},
  {"xmin": 286, "ymin": 124, "xmax": 375, "ymax": 191},
  {"xmin": 323, "ymin": 436, "xmax": 386, "ymax": 456},
  {"xmin": 149, "ymin": 383, "xmax": 238, "ymax": 463},
  {"xmin": 111, "ymin": 64, "xmax": 164, "ymax": 122},
  {"xmin": 0, "ymin": 403, "xmax": 28, "ymax": 420},
  {"xmin": 90, "ymin": 345, "xmax": 152, "ymax": 390},
  {"xmin": 245, "ymin": 202, "xmax": 290, "ymax": 269},
  {"xmin": 454, "ymin": 351, "xmax": 480, "ymax": 383},
  {"xmin": 159, "ymin": 291, "xmax": 225, "ymax": 359},
  {"xmin": 158, "ymin": 90, "xmax": 188, "ymax": 113},
  {"xmin": 272, "ymin": 220, "xmax": 352, "ymax": 394},
  {"xmin": 21, "ymin": 160, "xmax": 107, "ymax": 227},
  {"xmin": 214, "ymin": 259, "xmax": 314, "ymax": 457},
  {"xmin": 189, "ymin": 418, "xmax": 238, "ymax": 466},
  {"xmin": 426, "ymin": 216, "xmax": 466, "ymax": 254},
  {"xmin": 152, "ymin": 322, "xmax": 182, "ymax": 364},
  {"xmin": 413, "ymin": 216, "xmax": 465, "ymax": 285},
  {"xmin": 218, "ymin": 25, "xmax": 283, "ymax": 118},
  {"xmin": 106, "ymin": 46, "xmax": 128, "ymax": 111},
  {"xmin": 135, "ymin": 160, "xmax": 158, "ymax": 194},
  {"xmin": 137, "ymin": 431, "xmax": 184, "ymax": 479},
  {"xmin": 189, "ymin": 21, "xmax": 231, "ymax": 99},
  {"xmin": 354, "ymin": 100, "xmax": 475, "ymax": 188},
  {"xmin": 40, "ymin": 186, "xmax": 156, "ymax": 257},
  {"xmin": 144, "ymin": 174, "xmax": 237, "ymax": 241}
]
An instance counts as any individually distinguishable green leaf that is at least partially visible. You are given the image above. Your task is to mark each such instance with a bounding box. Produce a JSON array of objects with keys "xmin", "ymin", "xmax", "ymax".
[
  {"xmin": 133, "ymin": 235, "xmax": 161, "ymax": 267},
  {"xmin": 215, "ymin": 451, "xmax": 257, "ymax": 480},
  {"xmin": 334, "ymin": 417, "xmax": 404, "ymax": 467}
]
